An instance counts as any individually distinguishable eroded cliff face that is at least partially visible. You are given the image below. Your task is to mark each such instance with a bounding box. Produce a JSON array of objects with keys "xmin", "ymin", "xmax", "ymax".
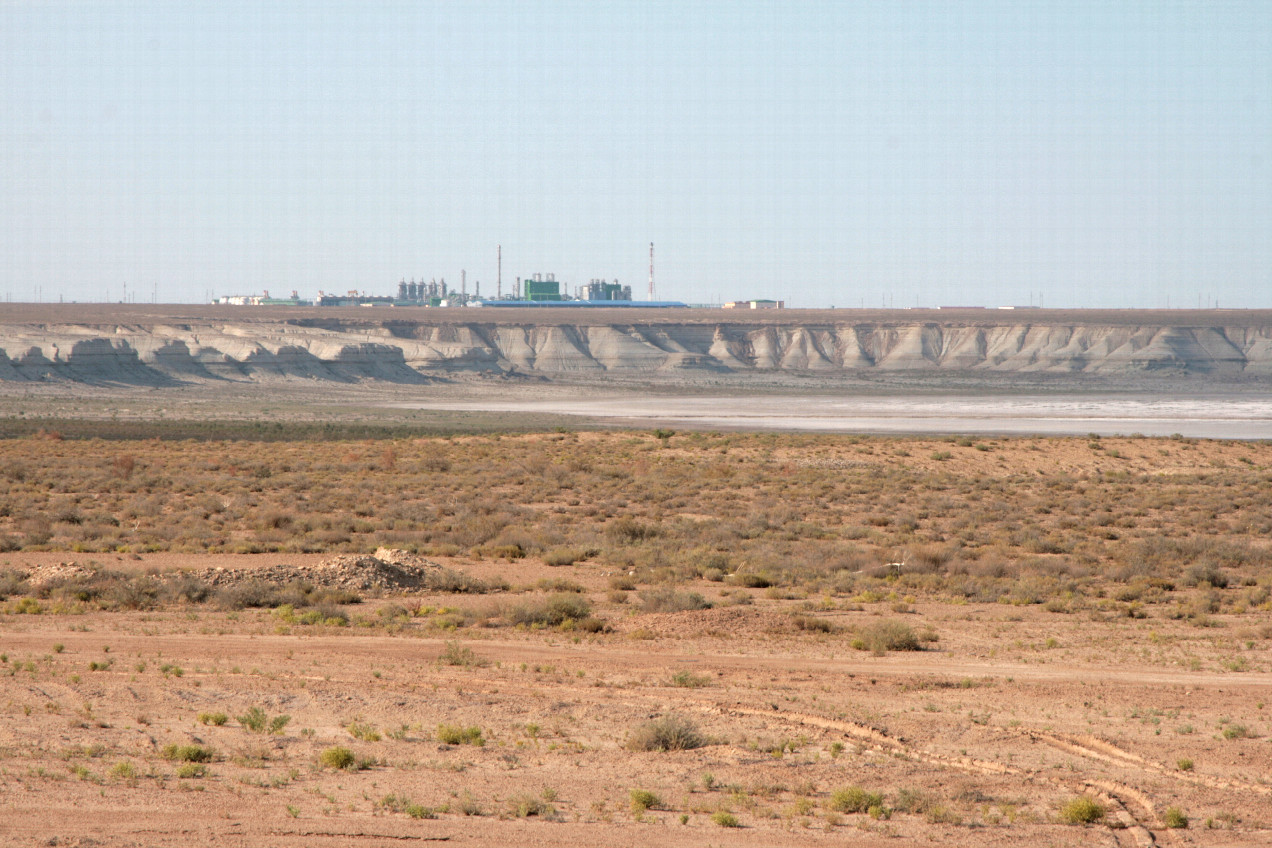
[{"xmin": 2, "ymin": 318, "xmax": 1271, "ymax": 384}]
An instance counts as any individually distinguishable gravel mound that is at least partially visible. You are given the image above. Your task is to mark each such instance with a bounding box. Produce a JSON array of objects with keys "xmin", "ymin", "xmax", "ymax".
[
  {"xmin": 200, "ymin": 549, "xmax": 449, "ymax": 593},
  {"xmin": 24, "ymin": 561, "xmax": 98, "ymax": 587},
  {"xmin": 14, "ymin": 549, "xmax": 488, "ymax": 597}
]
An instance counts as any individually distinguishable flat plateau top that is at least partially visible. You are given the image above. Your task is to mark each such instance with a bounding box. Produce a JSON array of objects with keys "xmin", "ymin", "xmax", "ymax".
[{"xmin": 4, "ymin": 303, "xmax": 1272, "ymax": 328}]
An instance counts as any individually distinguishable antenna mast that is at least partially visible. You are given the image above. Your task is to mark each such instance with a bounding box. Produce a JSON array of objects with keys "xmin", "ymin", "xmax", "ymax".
[{"xmin": 648, "ymin": 242, "xmax": 655, "ymax": 301}]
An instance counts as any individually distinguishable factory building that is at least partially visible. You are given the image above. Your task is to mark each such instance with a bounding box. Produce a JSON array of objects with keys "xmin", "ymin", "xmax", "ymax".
[
  {"xmin": 218, "ymin": 290, "xmax": 310, "ymax": 306},
  {"xmin": 581, "ymin": 279, "xmax": 632, "ymax": 301},
  {"xmin": 523, "ymin": 273, "xmax": 564, "ymax": 302},
  {"xmin": 315, "ymin": 291, "xmax": 395, "ymax": 307},
  {"xmin": 723, "ymin": 299, "xmax": 784, "ymax": 310}
]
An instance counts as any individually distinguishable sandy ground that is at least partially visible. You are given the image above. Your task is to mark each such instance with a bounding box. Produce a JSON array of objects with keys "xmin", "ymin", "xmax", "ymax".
[{"xmin": 1, "ymin": 553, "xmax": 1269, "ymax": 847}]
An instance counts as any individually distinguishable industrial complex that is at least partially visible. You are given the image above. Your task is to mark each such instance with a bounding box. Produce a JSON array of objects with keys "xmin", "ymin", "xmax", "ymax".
[{"xmin": 215, "ymin": 243, "xmax": 773, "ymax": 310}]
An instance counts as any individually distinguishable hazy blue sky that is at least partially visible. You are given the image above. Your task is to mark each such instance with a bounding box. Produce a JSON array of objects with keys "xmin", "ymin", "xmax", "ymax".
[{"xmin": 3, "ymin": 1, "xmax": 1269, "ymax": 307}]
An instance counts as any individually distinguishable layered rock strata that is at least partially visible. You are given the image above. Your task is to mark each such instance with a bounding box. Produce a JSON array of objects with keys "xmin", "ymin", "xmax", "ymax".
[{"xmin": 2, "ymin": 317, "xmax": 1270, "ymax": 383}]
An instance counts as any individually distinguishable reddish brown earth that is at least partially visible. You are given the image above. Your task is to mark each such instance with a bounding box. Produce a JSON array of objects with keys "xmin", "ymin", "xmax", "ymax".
[{"xmin": 1, "ymin": 552, "xmax": 1269, "ymax": 847}]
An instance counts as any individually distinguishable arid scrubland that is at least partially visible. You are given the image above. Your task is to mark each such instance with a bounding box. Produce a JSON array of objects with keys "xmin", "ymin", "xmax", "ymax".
[
  {"xmin": 1, "ymin": 428, "xmax": 1271, "ymax": 846},
  {"xmin": 3, "ymin": 430, "xmax": 1272, "ymax": 604}
]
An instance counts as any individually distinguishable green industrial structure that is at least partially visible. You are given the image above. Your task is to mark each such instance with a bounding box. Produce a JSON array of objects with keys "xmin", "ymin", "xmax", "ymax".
[{"xmin": 523, "ymin": 274, "xmax": 563, "ymax": 302}]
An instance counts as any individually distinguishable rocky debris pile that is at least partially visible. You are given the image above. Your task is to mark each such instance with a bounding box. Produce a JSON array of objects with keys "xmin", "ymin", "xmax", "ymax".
[
  {"xmin": 9, "ymin": 549, "xmax": 489, "ymax": 598},
  {"xmin": 201, "ymin": 548, "xmax": 456, "ymax": 594},
  {"xmin": 23, "ymin": 561, "xmax": 98, "ymax": 587}
]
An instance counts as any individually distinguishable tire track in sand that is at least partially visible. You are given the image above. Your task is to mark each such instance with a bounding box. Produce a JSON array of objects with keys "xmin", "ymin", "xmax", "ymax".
[
  {"xmin": 691, "ymin": 702, "xmax": 1231, "ymax": 847},
  {"xmin": 1024, "ymin": 728, "xmax": 1271, "ymax": 796}
]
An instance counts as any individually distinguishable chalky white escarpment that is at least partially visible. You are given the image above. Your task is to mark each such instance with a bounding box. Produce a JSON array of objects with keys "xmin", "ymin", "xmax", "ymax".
[{"xmin": 1, "ymin": 318, "xmax": 1270, "ymax": 383}]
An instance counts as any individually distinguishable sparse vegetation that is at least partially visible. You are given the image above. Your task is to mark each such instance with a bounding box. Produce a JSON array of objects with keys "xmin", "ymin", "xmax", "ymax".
[
  {"xmin": 436, "ymin": 724, "xmax": 485, "ymax": 746},
  {"xmin": 176, "ymin": 762, "xmax": 207, "ymax": 778},
  {"xmin": 850, "ymin": 620, "xmax": 924, "ymax": 653},
  {"xmin": 829, "ymin": 785, "xmax": 885, "ymax": 814},
  {"xmin": 626, "ymin": 714, "xmax": 705, "ymax": 752},
  {"xmin": 508, "ymin": 794, "xmax": 553, "ymax": 818},
  {"xmin": 0, "ymin": 431, "xmax": 1267, "ymax": 628},
  {"xmin": 318, "ymin": 746, "xmax": 356, "ymax": 770},
  {"xmin": 346, "ymin": 721, "xmax": 381, "ymax": 742},
  {"xmin": 629, "ymin": 789, "xmax": 662, "ymax": 813},
  {"xmin": 438, "ymin": 641, "xmax": 488, "ymax": 667},
  {"xmin": 670, "ymin": 670, "xmax": 712, "ymax": 688},
  {"xmin": 161, "ymin": 744, "xmax": 213, "ymax": 763},
  {"xmin": 0, "ymin": 426, "xmax": 1269, "ymax": 842},
  {"xmin": 237, "ymin": 706, "xmax": 290, "ymax": 735},
  {"xmin": 507, "ymin": 593, "xmax": 602, "ymax": 631},
  {"xmin": 109, "ymin": 761, "xmax": 137, "ymax": 780},
  {"xmin": 711, "ymin": 810, "xmax": 740, "ymax": 827},
  {"xmin": 1059, "ymin": 795, "xmax": 1105, "ymax": 824},
  {"xmin": 639, "ymin": 587, "xmax": 712, "ymax": 613}
]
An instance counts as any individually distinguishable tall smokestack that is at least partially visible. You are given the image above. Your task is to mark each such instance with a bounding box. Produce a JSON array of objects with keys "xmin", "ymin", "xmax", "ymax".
[
  {"xmin": 497, "ymin": 245, "xmax": 502, "ymax": 299},
  {"xmin": 461, "ymin": 269, "xmax": 466, "ymax": 298},
  {"xmin": 648, "ymin": 242, "xmax": 655, "ymax": 301}
]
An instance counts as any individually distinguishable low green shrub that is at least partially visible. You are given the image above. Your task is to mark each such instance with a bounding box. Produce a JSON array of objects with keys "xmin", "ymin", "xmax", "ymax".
[
  {"xmin": 507, "ymin": 593, "xmax": 599, "ymax": 630},
  {"xmin": 436, "ymin": 724, "xmax": 485, "ymax": 746},
  {"xmin": 318, "ymin": 746, "xmax": 356, "ymax": 770},
  {"xmin": 161, "ymin": 744, "xmax": 213, "ymax": 763},
  {"xmin": 347, "ymin": 721, "xmax": 381, "ymax": 741},
  {"xmin": 711, "ymin": 810, "xmax": 740, "ymax": 827},
  {"xmin": 670, "ymin": 670, "xmax": 712, "ymax": 688},
  {"xmin": 237, "ymin": 706, "xmax": 290, "ymax": 734},
  {"xmin": 438, "ymin": 641, "xmax": 488, "ymax": 667},
  {"xmin": 176, "ymin": 762, "xmax": 207, "ymax": 778},
  {"xmin": 829, "ymin": 785, "xmax": 884, "ymax": 814},
  {"xmin": 630, "ymin": 789, "xmax": 662, "ymax": 813},
  {"xmin": 1059, "ymin": 795, "xmax": 1105, "ymax": 824}
]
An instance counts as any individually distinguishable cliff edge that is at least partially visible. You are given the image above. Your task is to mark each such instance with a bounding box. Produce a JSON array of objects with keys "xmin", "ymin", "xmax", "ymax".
[{"xmin": 2, "ymin": 307, "xmax": 1270, "ymax": 385}]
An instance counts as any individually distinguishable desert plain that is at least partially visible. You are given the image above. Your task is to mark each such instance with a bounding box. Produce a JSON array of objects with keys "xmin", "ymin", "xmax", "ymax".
[{"xmin": 0, "ymin": 307, "xmax": 1270, "ymax": 847}]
